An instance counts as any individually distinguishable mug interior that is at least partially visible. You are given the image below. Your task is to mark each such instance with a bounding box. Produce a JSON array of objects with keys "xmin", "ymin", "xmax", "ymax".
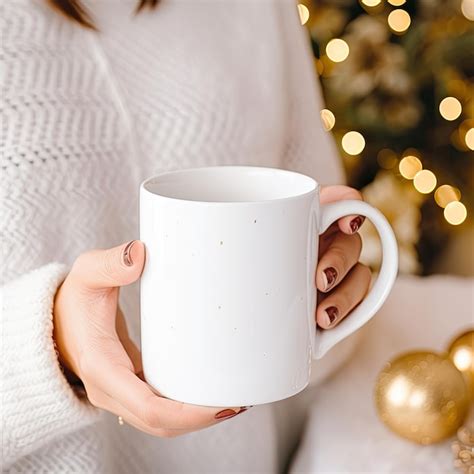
[{"xmin": 142, "ymin": 166, "xmax": 317, "ymax": 203}]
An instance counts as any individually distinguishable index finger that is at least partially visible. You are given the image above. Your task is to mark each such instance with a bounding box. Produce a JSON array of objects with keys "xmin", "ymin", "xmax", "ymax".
[{"xmin": 320, "ymin": 185, "xmax": 365, "ymax": 234}]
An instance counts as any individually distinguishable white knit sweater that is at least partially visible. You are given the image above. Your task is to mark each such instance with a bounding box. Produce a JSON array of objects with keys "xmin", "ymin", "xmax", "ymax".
[{"xmin": 1, "ymin": 0, "xmax": 343, "ymax": 472}]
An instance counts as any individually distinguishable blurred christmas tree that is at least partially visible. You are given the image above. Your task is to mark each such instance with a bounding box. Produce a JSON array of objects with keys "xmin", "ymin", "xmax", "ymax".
[{"xmin": 299, "ymin": 0, "xmax": 473, "ymax": 274}]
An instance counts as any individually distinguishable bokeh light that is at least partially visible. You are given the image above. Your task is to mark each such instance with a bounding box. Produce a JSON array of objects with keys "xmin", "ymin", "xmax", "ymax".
[
  {"xmin": 320, "ymin": 109, "xmax": 336, "ymax": 131},
  {"xmin": 453, "ymin": 347, "xmax": 473, "ymax": 371},
  {"xmin": 439, "ymin": 97, "xmax": 462, "ymax": 121},
  {"xmin": 326, "ymin": 39, "xmax": 350, "ymax": 63},
  {"xmin": 399, "ymin": 156, "xmax": 422, "ymax": 179},
  {"xmin": 434, "ymin": 185, "xmax": 461, "ymax": 208},
  {"xmin": 388, "ymin": 0, "xmax": 406, "ymax": 5},
  {"xmin": 342, "ymin": 131, "xmax": 365, "ymax": 155},
  {"xmin": 461, "ymin": 0, "xmax": 474, "ymax": 21},
  {"xmin": 297, "ymin": 4, "xmax": 310, "ymax": 26},
  {"xmin": 388, "ymin": 9, "xmax": 411, "ymax": 34},
  {"xmin": 413, "ymin": 170, "xmax": 437, "ymax": 194},
  {"xmin": 361, "ymin": 0, "xmax": 381, "ymax": 6},
  {"xmin": 465, "ymin": 128, "xmax": 474, "ymax": 150},
  {"xmin": 444, "ymin": 201, "xmax": 467, "ymax": 225}
]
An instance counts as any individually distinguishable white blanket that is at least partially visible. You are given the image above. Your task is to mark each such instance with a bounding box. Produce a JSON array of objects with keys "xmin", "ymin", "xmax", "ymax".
[{"xmin": 289, "ymin": 275, "xmax": 474, "ymax": 473}]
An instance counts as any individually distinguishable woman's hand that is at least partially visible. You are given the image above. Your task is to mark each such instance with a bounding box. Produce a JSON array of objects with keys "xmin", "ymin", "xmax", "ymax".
[
  {"xmin": 316, "ymin": 186, "xmax": 371, "ymax": 329},
  {"xmin": 53, "ymin": 241, "xmax": 245, "ymax": 438}
]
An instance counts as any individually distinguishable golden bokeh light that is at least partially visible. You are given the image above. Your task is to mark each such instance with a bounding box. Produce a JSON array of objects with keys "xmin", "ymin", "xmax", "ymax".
[
  {"xmin": 326, "ymin": 39, "xmax": 350, "ymax": 63},
  {"xmin": 461, "ymin": 0, "xmax": 474, "ymax": 21},
  {"xmin": 399, "ymin": 156, "xmax": 422, "ymax": 179},
  {"xmin": 388, "ymin": 0, "xmax": 406, "ymax": 5},
  {"xmin": 297, "ymin": 4, "xmax": 310, "ymax": 26},
  {"xmin": 342, "ymin": 131, "xmax": 365, "ymax": 155},
  {"xmin": 465, "ymin": 128, "xmax": 474, "ymax": 150},
  {"xmin": 413, "ymin": 170, "xmax": 437, "ymax": 194},
  {"xmin": 453, "ymin": 348, "xmax": 473, "ymax": 371},
  {"xmin": 320, "ymin": 109, "xmax": 336, "ymax": 131},
  {"xmin": 388, "ymin": 9, "xmax": 411, "ymax": 34},
  {"xmin": 439, "ymin": 97, "xmax": 462, "ymax": 121},
  {"xmin": 444, "ymin": 201, "xmax": 467, "ymax": 225},
  {"xmin": 361, "ymin": 0, "xmax": 381, "ymax": 6},
  {"xmin": 434, "ymin": 185, "xmax": 461, "ymax": 208}
]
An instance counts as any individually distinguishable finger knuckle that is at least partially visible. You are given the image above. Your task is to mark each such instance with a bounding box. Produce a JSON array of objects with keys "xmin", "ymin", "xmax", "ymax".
[
  {"xmin": 331, "ymin": 246, "xmax": 349, "ymax": 271},
  {"xmin": 353, "ymin": 232, "xmax": 363, "ymax": 253},
  {"xmin": 71, "ymin": 253, "xmax": 86, "ymax": 271},
  {"xmin": 85, "ymin": 389, "xmax": 103, "ymax": 409},
  {"xmin": 358, "ymin": 263, "xmax": 372, "ymax": 281},
  {"xmin": 337, "ymin": 292, "xmax": 352, "ymax": 313},
  {"xmin": 72, "ymin": 251, "xmax": 93, "ymax": 273},
  {"xmin": 341, "ymin": 187, "xmax": 364, "ymax": 201}
]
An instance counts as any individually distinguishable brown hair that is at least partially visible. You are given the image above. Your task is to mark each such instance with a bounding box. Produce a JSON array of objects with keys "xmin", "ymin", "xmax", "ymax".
[{"xmin": 48, "ymin": 0, "xmax": 159, "ymax": 29}]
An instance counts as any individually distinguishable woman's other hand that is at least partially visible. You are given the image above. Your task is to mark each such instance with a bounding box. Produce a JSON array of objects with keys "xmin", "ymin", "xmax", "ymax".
[
  {"xmin": 53, "ymin": 241, "xmax": 245, "ymax": 438},
  {"xmin": 316, "ymin": 186, "xmax": 371, "ymax": 329}
]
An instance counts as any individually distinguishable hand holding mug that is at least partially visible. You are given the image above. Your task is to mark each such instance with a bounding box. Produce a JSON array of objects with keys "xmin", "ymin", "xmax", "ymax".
[
  {"xmin": 53, "ymin": 166, "xmax": 397, "ymax": 436},
  {"xmin": 316, "ymin": 185, "xmax": 372, "ymax": 330},
  {"xmin": 53, "ymin": 241, "xmax": 247, "ymax": 438}
]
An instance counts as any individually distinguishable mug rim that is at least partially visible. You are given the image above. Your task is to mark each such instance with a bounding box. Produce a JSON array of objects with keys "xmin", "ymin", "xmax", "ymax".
[{"xmin": 140, "ymin": 165, "xmax": 319, "ymax": 205}]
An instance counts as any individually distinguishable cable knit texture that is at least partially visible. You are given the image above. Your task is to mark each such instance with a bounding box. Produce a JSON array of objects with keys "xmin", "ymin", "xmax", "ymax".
[
  {"xmin": 1, "ymin": 0, "xmax": 344, "ymax": 471},
  {"xmin": 1, "ymin": 264, "xmax": 99, "ymax": 469}
]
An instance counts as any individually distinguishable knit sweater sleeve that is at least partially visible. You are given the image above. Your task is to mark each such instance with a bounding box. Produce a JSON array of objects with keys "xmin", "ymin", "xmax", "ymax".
[{"xmin": 1, "ymin": 264, "xmax": 99, "ymax": 469}]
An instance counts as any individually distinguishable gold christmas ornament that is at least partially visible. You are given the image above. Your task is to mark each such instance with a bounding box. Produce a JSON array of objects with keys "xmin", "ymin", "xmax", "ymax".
[
  {"xmin": 449, "ymin": 331, "xmax": 474, "ymax": 398},
  {"xmin": 375, "ymin": 351, "xmax": 470, "ymax": 445}
]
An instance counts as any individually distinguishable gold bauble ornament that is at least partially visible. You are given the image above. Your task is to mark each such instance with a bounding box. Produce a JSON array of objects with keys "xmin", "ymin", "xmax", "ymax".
[
  {"xmin": 375, "ymin": 351, "xmax": 470, "ymax": 445},
  {"xmin": 448, "ymin": 330, "xmax": 474, "ymax": 398}
]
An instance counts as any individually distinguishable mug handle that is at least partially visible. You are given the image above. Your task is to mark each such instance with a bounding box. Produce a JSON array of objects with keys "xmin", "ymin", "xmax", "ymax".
[{"xmin": 312, "ymin": 200, "xmax": 398, "ymax": 359}]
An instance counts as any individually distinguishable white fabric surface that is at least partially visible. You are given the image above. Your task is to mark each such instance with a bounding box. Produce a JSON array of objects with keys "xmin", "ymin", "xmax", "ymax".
[
  {"xmin": 1, "ymin": 1, "xmax": 348, "ymax": 472},
  {"xmin": 290, "ymin": 275, "xmax": 474, "ymax": 473}
]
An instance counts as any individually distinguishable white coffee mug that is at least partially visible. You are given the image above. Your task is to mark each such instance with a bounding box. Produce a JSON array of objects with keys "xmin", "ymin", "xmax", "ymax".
[{"xmin": 140, "ymin": 166, "xmax": 397, "ymax": 407}]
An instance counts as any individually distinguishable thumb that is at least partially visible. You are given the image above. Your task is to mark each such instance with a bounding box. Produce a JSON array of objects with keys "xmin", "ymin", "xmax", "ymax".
[{"xmin": 72, "ymin": 240, "xmax": 146, "ymax": 290}]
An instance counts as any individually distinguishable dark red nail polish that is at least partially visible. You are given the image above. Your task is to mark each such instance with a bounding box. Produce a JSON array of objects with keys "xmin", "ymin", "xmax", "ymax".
[
  {"xmin": 350, "ymin": 216, "xmax": 365, "ymax": 233},
  {"xmin": 325, "ymin": 306, "xmax": 339, "ymax": 325},
  {"xmin": 215, "ymin": 409, "xmax": 238, "ymax": 419},
  {"xmin": 122, "ymin": 240, "xmax": 136, "ymax": 266},
  {"xmin": 323, "ymin": 267, "xmax": 338, "ymax": 290}
]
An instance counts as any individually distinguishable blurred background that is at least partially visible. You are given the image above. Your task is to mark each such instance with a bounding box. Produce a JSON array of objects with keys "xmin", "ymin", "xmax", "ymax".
[{"xmin": 297, "ymin": 0, "xmax": 473, "ymax": 276}]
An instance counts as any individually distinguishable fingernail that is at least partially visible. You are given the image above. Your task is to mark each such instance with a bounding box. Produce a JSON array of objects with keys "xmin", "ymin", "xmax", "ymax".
[
  {"xmin": 322, "ymin": 267, "xmax": 338, "ymax": 291},
  {"xmin": 215, "ymin": 409, "xmax": 238, "ymax": 419},
  {"xmin": 350, "ymin": 216, "xmax": 365, "ymax": 234},
  {"xmin": 325, "ymin": 306, "xmax": 339, "ymax": 326},
  {"xmin": 122, "ymin": 240, "xmax": 136, "ymax": 266}
]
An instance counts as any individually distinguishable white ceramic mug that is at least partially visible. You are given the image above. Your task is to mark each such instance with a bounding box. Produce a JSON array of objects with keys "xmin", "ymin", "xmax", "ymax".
[{"xmin": 140, "ymin": 166, "xmax": 398, "ymax": 407}]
